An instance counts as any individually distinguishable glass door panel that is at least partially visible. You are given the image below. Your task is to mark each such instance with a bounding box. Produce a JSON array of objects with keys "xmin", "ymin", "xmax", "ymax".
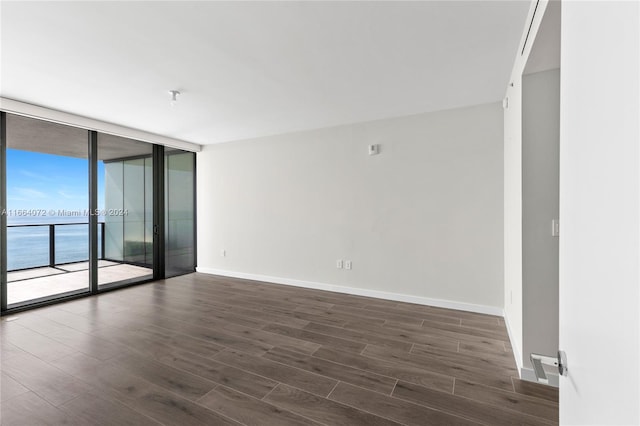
[
  {"xmin": 5, "ymin": 114, "xmax": 90, "ymax": 307},
  {"xmin": 165, "ymin": 149, "xmax": 195, "ymax": 277},
  {"xmin": 97, "ymin": 134, "xmax": 153, "ymax": 288}
]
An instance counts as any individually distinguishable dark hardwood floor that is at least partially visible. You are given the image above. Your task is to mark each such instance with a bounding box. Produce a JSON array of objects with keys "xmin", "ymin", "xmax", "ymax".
[{"xmin": 0, "ymin": 273, "xmax": 558, "ymax": 425}]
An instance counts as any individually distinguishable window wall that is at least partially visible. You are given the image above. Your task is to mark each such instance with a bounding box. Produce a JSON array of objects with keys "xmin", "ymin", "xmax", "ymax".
[
  {"xmin": 98, "ymin": 134, "xmax": 154, "ymax": 288},
  {"xmin": 0, "ymin": 112, "xmax": 196, "ymax": 313}
]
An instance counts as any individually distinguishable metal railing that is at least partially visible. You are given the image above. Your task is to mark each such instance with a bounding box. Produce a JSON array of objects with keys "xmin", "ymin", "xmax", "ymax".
[{"xmin": 7, "ymin": 222, "xmax": 105, "ymax": 272}]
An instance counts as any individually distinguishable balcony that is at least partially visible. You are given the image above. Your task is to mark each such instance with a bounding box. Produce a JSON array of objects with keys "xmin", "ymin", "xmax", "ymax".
[{"xmin": 6, "ymin": 222, "xmax": 152, "ymax": 306}]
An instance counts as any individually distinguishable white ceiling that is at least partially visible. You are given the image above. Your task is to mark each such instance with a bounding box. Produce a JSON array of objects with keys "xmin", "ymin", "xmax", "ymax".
[{"xmin": 1, "ymin": 1, "xmax": 529, "ymax": 145}]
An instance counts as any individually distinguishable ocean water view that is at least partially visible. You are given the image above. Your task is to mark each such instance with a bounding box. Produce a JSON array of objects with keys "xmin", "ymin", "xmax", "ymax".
[{"xmin": 6, "ymin": 215, "xmax": 103, "ymax": 271}]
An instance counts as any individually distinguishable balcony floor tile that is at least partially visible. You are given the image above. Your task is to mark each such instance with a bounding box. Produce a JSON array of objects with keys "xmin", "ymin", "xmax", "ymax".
[{"xmin": 7, "ymin": 262, "xmax": 152, "ymax": 306}]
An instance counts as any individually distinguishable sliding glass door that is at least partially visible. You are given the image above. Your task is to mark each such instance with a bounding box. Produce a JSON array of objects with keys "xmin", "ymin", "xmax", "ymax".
[
  {"xmin": 0, "ymin": 112, "xmax": 196, "ymax": 313},
  {"xmin": 4, "ymin": 115, "xmax": 90, "ymax": 308},
  {"xmin": 165, "ymin": 149, "xmax": 196, "ymax": 277},
  {"xmin": 97, "ymin": 134, "xmax": 154, "ymax": 288}
]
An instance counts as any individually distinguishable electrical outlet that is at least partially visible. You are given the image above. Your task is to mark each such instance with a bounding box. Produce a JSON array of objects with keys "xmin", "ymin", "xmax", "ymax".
[
  {"xmin": 336, "ymin": 260, "xmax": 343, "ymax": 269},
  {"xmin": 345, "ymin": 260, "xmax": 352, "ymax": 270}
]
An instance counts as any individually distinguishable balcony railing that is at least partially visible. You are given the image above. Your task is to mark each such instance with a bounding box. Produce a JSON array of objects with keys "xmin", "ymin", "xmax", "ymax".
[{"xmin": 7, "ymin": 222, "xmax": 105, "ymax": 272}]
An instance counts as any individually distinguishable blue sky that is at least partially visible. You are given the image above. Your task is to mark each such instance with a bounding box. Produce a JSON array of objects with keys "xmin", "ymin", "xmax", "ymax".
[{"xmin": 7, "ymin": 149, "xmax": 105, "ymax": 213}]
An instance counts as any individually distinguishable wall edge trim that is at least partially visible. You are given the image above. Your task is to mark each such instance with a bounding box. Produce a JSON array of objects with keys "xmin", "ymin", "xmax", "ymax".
[{"xmin": 504, "ymin": 310, "xmax": 524, "ymax": 376}]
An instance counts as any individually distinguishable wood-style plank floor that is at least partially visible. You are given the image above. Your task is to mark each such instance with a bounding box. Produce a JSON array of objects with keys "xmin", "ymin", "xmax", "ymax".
[{"xmin": 0, "ymin": 273, "xmax": 558, "ymax": 426}]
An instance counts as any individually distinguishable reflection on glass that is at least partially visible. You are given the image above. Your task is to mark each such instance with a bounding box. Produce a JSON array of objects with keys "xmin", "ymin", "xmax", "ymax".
[
  {"xmin": 165, "ymin": 150, "xmax": 195, "ymax": 277},
  {"xmin": 98, "ymin": 134, "xmax": 153, "ymax": 287},
  {"xmin": 104, "ymin": 161, "xmax": 123, "ymax": 261},
  {"xmin": 123, "ymin": 158, "xmax": 148, "ymax": 264}
]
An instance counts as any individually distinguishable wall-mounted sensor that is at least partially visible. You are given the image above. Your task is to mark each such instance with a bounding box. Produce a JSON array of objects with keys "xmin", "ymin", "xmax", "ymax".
[
  {"xmin": 169, "ymin": 90, "xmax": 181, "ymax": 107},
  {"xmin": 368, "ymin": 144, "xmax": 380, "ymax": 155}
]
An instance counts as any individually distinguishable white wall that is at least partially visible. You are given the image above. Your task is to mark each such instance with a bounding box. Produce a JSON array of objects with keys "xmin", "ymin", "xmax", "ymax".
[
  {"xmin": 504, "ymin": 68, "xmax": 524, "ymax": 367},
  {"xmin": 559, "ymin": 1, "xmax": 640, "ymax": 424},
  {"xmin": 503, "ymin": 0, "xmax": 554, "ymax": 374},
  {"xmin": 197, "ymin": 103, "xmax": 504, "ymax": 313},
  {"xmin": 522, "ymin": 68, "xmax": 560, "ymax": 374}
]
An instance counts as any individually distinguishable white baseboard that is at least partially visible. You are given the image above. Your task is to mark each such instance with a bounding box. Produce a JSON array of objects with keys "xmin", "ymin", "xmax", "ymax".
[
  {"xmin": 503, "ymin": 312, "xmax": 523, "ymax": 376},
  {"xmin": 196, "ymin": 267, "xmax": 504, "ymax": 316},
  {"xmin": 500, "ymin": 310, "xmax": 560, "ymax": 388}
]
